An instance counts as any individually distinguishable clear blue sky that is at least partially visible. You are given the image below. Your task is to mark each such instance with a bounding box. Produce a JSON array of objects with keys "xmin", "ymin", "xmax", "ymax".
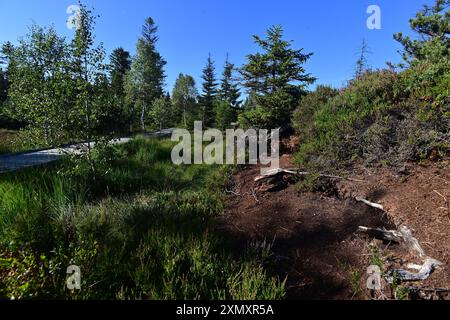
[{"xmin": 0, "ymin": 0, "xmax": 433, "ymax": 92}]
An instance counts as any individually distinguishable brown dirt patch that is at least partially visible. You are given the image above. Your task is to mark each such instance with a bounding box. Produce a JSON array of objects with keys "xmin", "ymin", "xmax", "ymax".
[
  {"xmin": 216, "ymin": 152, "xmax": 449, "ymax": 300},
  {"xmin": 337, "ymin": 161, "xmax": 450, "ymax": 295}
]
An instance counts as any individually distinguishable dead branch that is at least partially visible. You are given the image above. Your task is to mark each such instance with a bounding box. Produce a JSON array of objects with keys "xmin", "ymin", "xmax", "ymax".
[
  {"xmin": 359, "ymin": 225, "xmax": 443, "ymax": 284},
  {"xmin": 358, "ymin": 226, "xmax": 426, "ymax": 257},
  {"xmin": 250, "ymin": 188, "xmax": 260, "ymax": 203},
  {"xmin": 255, "ymin": 168, "xmax": 297, "ymax": 182},
  {"xmin": 355, "ymin": 197, "xmax": 384, "ymax": 211},
  {"xmin": 385, "ymin": 259, "xmax": 443, "ymax": 283},
  {"xmin": 406, "ymin": 286, "xmax": 450, "ymax": 293},
  {"xmin": 254, "ymin": 168, "xmax": 365, "ymax": 183}
]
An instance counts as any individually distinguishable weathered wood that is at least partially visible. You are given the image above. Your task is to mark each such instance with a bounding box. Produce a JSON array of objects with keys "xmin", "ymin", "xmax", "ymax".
[
  {"xmin": 385, "ymin": 259, "xmax": 443, "ymax": 283},
  {"xmin": 358, "ymin": 225, "xmax": 442, "ymax": 283},
  {"xmin": 255, "ymin": 168, "xmax": 297, "ymax": 182},
  {"xmin": 355, "ymin": 197, "xmax": 384, "ymax": 211},
  {"xmin": 358, "ymin": 226, "xmax": 426, "ymax": 257},
  {"xmin": 255, "ymin": 168, "xmax": 365, "ymax": 183}
]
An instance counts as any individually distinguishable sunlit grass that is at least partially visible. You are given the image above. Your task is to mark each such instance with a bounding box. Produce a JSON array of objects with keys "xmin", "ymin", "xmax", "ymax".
[{"xmin": 0, "ymin": 137, "xmax": 285, "ymax": 300}]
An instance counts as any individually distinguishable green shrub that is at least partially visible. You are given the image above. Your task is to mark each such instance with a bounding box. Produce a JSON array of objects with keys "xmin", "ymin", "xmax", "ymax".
[{"xmin": 293, "ymin": 65, "xmax": 449, "ymax": 172}]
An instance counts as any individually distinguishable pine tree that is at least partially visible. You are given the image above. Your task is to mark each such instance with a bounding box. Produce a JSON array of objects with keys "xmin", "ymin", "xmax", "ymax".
[
  {"xmin": 199, "ymin": 54, "xmax": 218, "ymax": 126},
  {"xmin": 219, "ymin": 54, "xmax": 241, "ymax": 108},
  {"xmin": 126, "ymin": 17, "xmax": 166, "ymax": 131}
]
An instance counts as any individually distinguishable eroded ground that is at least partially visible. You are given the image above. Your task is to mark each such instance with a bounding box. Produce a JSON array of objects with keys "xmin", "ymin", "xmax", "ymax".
[{"xmin": 217, "ymin": 139, "xmax": 449, "ymax": 300}]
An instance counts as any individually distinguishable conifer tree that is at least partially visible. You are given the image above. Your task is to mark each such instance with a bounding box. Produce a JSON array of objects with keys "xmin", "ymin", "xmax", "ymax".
[
  {"xmin": 394, "ymin": 0, "xmax": 449, "ymax": 64},
  {"xmin": 240, "ymin": 25, "xmax": 315, "ymax": 127},
  {"xmin": 199, "ymin": 54, "xmax": 218, "ymax": 126},
  {"xmin": 219, "ymin": 54, "xmax": 241, "ymax": 108},
  {"xmin": 126, "ymin": 17, "xmax": 166, "ymax": 131}
]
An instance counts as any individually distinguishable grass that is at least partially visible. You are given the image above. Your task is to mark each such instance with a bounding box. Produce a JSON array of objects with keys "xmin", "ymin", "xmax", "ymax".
[
  {"xmin": 348, "ymin": 268, "xmax": 362, "ymax": 299},
  {"xmin": 0, "ymin": 136, "xmax": 285, "ymax": 299}
]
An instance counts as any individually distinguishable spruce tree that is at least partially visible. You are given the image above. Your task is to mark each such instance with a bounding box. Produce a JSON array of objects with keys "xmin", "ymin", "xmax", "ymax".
[
  {"xmin": 241, "ymin": 25, "xmax": 315, "ymax": 95},
  {"xmin": 109, "ymin": 47, "xmax": 131, "ymax": 132},
  {"xmin": 199, "ymin": 54, "xmax": 218, "ymax": 126},
  {"xmin": 126, "ymin": 17, "xmax": 166, "ymax": 131},
  {"xmin": 240, "ymin": 25, "xmax": 315, "ymax": 127},
  {"xmin": 110, "ymin": 47, "xmax": 131, "ymax": 99},
  {"xmin": 219, "ymin": 55, "xmax": 241, "ymax": 108}
]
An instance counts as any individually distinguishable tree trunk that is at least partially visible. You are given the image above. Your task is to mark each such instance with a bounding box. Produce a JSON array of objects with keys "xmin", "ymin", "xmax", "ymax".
[{"xmin": 141, "ymin": 104, "xmax": 146, "ymax": 132}]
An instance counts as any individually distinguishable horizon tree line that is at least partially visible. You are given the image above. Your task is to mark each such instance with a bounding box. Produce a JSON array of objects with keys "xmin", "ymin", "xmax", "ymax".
[{"xmin": 0, "ymin": 0, "xmax": 316, "ymax": 144}]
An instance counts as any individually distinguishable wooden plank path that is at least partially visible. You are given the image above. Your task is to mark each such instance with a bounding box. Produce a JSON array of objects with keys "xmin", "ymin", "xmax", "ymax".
[{"xmin": 0, "ymin": 129, "xmax": 174, "ymax": 173}]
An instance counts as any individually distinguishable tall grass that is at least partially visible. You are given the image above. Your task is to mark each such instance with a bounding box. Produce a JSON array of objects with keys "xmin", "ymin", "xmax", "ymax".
[{"xmin": 0, "ymin": 137, "xmax": 285, "ymax": 299}]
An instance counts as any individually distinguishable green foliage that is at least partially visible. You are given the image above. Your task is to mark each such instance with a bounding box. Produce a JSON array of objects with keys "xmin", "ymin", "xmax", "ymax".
[
  {"xmin": 240, "ymin": 25, "xmax": 315, "ymax": 127},
  {"xmin": 295, "ymin": 173, "xmax": 321, "ymax": 193},
  {"xmin": 214, "ymin": 100, "xmax": 236, "ymax": 130},
  {"xmin": 4, "ymin": 24, "xmax": 70, "ymax": 145},
  {"xmin": 370, "ymin": 246, "xmax": 384, "ymax": 273},
  {"xmin": 219, "ymin": 55, "xmax": 241, "ymax": 109},
  {"xmin": 292, "ymin": 85, "xmax": 338, "ymax": 137},
  {"xmin": 241, "ymin": 25, "xmax": 315, "ymax": 95},
  {"xmin": 108, "ymin": 47, "xmax": 132, "ymax": 133},
  {"xmin": 149, "ymin": 97, "xmax": 171, "ymax": 130},
  {"xmin": 239, "ymin": 90, "xmax": 298, "ymax": 128},
  {"xmin": 238, "ymin": 105, "xmax": 272, "ymax": 129},
  {"xmin": 0, "ymin": 68, "xmax": 6, "ymax": 105},
  {"xmin": 293, "ymin": 64, "xmax": 449, "ymax": 172},
  {"xmin": 348, "ymin": 268, "xmax": 362, "ymax": 298},
  {"xmin": 199, "ymin": 54, "xmax": 218, "ymax": 126},
  {"xmin": 125, "ymin": 17, "xmax": 166, "ymax": 131},
  {"xmin": 0, "ymin": 138, "xmax": 285, "ymax": 300},
  {"xmin": 70, "ymin": 2, "xmax": 111, "ymax": 178},
  {"xmin": 394, "ymin": 285, "xmax": 410, "ymax": 300},
  {"xmin": 172, "ymin": 73, "xmax": 198, "ymax": 127},
  {"xmin": 394, "ymin": 0, "xmax": 449, "ymax": 65},
  {"xmin": 292, "ymin": 1, "xmax": 448, "ymax": 172},
  {"xmin": 0, "ymin": 129, "xmax": 19, "ymax": 154},
  {"xmin": 109, "ymin": 47, "xmax": 131, "ymax": 99}
]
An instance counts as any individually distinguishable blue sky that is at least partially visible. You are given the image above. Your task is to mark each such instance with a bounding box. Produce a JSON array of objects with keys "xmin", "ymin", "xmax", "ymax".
[{"xmin": 0, "ymin": 0, "xmax": 432, "ymax": 92}]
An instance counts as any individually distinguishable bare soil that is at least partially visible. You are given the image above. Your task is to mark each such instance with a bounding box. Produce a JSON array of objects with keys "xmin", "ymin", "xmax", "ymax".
[{"xmin": 216, "ymin": 137, "xmax": 449, "ymax": 300}]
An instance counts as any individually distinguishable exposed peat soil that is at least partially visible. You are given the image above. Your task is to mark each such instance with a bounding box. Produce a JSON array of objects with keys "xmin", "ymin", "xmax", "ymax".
[{"xmin": 216, "ymin": 137, "xmax": 449, "ymax": 300}]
